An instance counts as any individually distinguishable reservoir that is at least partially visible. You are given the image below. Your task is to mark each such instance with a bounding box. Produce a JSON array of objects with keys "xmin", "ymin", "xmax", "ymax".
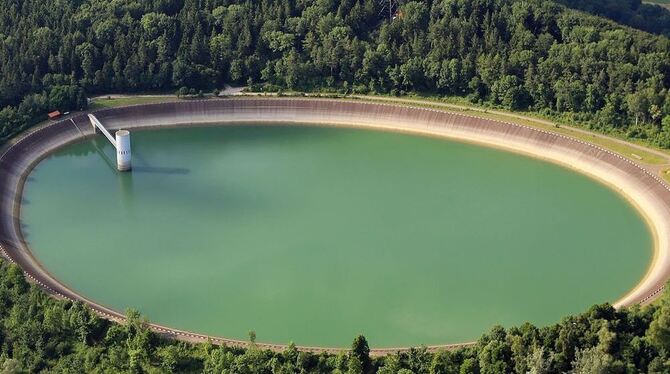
[{"xmin": 20, "ymin": 124, "xmax": 652, "ymax": 348}]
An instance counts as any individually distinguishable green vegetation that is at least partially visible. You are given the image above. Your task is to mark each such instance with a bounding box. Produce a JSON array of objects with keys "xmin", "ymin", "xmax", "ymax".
[
  {"xmin": 0, "ymin": 257, "xmax": 669, "ymax": 372},
  {"xmin": 0, "ymin": 0, "xmax": 669, "ymax": 150},
  {"xmin": 0, "ymin": 1, "xmax": 666, "ymax": 371},
  {"xmin": 0, "ymin": 84, "xmax": 87, "ymax": 144},
  {"xmin": 88, "ymin": 96, "xmax": 180, "ymax": 110},
  {"xmin": 647, "ymin": 0, "xmax": 670, "ymax": 4},
  {"xmin": 662, "ymin": 168, "xmax": 670, "ymax": 183},
  {"xmin": 644, "ymin": 0, "xmax": 670, "ymax": 11},
  {"xmin": 555, "ymin": 0, "xmax": 670, "ymax": 36}
]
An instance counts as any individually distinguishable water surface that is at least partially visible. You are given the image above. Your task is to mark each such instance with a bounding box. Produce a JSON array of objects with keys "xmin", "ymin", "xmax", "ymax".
[{"xmin": 21, "ymin": 125, "xmax": 652, "ymax": 347}]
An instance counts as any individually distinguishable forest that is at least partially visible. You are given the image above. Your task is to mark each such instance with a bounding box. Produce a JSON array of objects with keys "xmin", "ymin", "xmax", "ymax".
[
  {"xmin": 2, "ymin": 1, "xmax": 670, "ymax": 372},
  {"xmin": 0, "ymin": 0, "xmax": 669, "ymax": 148},
  {"xmin": 0, "ymin": 258, "xmax": 667, "ymax": 373},
  {"xmin": 555, "ymin": 0, "xmax": 670, "ymax": 37}
]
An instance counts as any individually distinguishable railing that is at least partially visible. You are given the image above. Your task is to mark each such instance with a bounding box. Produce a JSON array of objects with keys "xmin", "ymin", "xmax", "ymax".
[{"xmin": 88, "ymin": 114, "xmax": 117, "ymax": 148}]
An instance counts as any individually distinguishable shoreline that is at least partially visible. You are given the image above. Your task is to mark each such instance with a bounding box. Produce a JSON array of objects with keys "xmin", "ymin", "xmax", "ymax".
[{"xmin": 0, "ymin": 98, "xmax": 668, "ymax": 354}]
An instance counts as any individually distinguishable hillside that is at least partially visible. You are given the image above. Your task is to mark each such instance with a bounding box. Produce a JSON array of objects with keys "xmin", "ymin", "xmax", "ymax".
[
  {"xmin": 555, "ymin": 0, "xmax": 670, "ymax": 36},
  {"xmin": 645, "ymin": 0, "xmax": 670, "ymax": 10},
  {"xmin": 0, "ymin": 0, "xmax": 668, "ymax": 148},
  {"xmin": 0, "ymin": 258, "xmax": 667, "ymax": 372}
]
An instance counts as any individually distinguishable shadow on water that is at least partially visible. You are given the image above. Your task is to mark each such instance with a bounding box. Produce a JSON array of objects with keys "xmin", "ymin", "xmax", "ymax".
[
  {"xmin": 215, "ymin": 124, "xmax": 339, "ymax": 143},
  {"xmin": 91, "ymin": 138, "xmax": 117, "ymax": 174},
  {"xmin": 118, "ymin": 171, "xmax": 135, "ymax": 211},
  {"xmin": 131, "ymin": 165, "xmax": 190, "ymax": 175},
  {"xmin": 14, "ymin": 125, "xmax": 353, "ymax": 251},
  {"xmin": 28, "ymin": 125, "xmax": 333, "ymax": 212},
  {"xmin": 90, "ymin": 138, "xmax": 190, "ymax": 176},
  {"xmin": 131, "ymin": 123, "xmax": 350, "ymax": 152},
  {"xmin": 20, "ymin": 222, "xmax": 30, "ymax": 241},
  {"xmin": 131, "ymin": 152, "xmax": 190, "ymax": 175},
  {"xmin": 54, "ymin": 125, "xmax": 344, "ymax": 176}
]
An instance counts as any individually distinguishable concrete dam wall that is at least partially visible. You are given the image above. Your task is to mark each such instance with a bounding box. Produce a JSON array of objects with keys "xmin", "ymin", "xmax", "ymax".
[{"xmin": 0, "ymin": 98, "xmax": 669, "ymax": 354}]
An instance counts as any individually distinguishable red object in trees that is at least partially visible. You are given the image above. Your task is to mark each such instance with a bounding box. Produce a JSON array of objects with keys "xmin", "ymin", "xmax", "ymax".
[{"xmin": 47, "ymin": 111, "xmax": 61, "ymax": 120}]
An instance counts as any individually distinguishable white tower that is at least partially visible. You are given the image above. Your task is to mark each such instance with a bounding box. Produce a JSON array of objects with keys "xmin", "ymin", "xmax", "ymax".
[{"xmin": 115, "ymin": 130, "xmax": 132, "ymax": 171}]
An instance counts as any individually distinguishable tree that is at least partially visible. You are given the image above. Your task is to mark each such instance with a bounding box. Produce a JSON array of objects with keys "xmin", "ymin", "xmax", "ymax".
[
  {"xmin": 491, "ymin": 75, "xmax": 529, "ymax": 110},
  {"xmin": 351, "ymin": 335, "xmax": 371, "ymax": 373},
  {"xmin": 647, "ymin": 282, "xmax": 670, "ymax": 352},
  {"xmin": 0, "ymin": 256, "xmax": 667, "ymax": 372},
  {"xmin": 348, "ymin": 355, "xmax": 363, "ymax": 374},
  {"xmin": 0, "ymin": 0, "xmax": 668, "ymax": 147},
  {"xmin": 177, "ymin": 86, "xmax": 189, "ymax": 98},
  {"xmin": 527, "ymin": 346, "xmax": 550, "ymax": 374},
  {"xmin": 430, "ymin": 350, "xmax": 460, "ymax": 374},
  {"xmin": 570, "ymin": 347, "xmax": 620, "ymax": 374}
]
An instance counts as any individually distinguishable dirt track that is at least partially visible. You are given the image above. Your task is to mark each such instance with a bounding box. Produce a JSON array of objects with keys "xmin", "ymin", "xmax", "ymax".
[{"xmin": 1, "ymin": 98, "xmax": 669, "ymax": 355}]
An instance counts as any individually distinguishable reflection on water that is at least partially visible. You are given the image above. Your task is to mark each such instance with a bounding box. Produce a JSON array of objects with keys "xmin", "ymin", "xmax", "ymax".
[
  {"xmin": 48, "ymin": 135, "xmax": 192, "ymax": 214},
  {"xmin": 91, "ymin": 138, "xmax": 116, "ymax": 173},
  {"xmin": 131, "ymin": 165, "xmax": 190, "ymax": 175},
  {"xmin": 118, "ymin": 171, "xmax": 135, "ymax": 211},
  {"xmin": 57, "ymin": 137, "xmax": 191, "ymax": 175}
]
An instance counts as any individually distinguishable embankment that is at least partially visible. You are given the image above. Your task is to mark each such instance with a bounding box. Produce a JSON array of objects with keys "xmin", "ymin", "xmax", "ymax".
[{"xmin": 0, "ymin": 98, "xmax": 668, "ymax": 354}]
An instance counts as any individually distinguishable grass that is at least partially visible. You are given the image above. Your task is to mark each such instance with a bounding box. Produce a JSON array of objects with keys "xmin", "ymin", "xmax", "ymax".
[
  {"xmin": 559, "ymin": 131, "xmax": 667, "ymax": 165},
  {"xmin": 662, "ymin": 168, "xmax": 670, "ymax": 184},
  {"xmin": 486, "ymin": 117, "xmax": 666, "ymax": 165},
  {"xmin": 88, "ymin": 96, "xmax": 180, "ymax": 110}
]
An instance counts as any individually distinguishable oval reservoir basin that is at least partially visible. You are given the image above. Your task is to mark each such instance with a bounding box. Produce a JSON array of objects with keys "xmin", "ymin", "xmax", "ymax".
[{"xmin": 20, "ymin": 124, "xmax": 652, "ymax": 348}]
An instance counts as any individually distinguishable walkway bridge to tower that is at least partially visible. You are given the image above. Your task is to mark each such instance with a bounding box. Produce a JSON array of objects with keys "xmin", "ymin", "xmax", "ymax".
[{"xmin": 88, "ymin": 114, "xmax": 132, "ymax": 171}]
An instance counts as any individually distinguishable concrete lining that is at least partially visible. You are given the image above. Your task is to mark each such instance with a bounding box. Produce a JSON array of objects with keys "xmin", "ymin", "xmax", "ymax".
[{"xmin": 0, "ymin": 98, "xmax": 669, "ymax": 355}]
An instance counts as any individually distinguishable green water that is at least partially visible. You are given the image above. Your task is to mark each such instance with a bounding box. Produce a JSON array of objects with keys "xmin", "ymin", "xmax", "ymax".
[{"xmin": 21, "ymin": 125, "xmax": 652, "ymax": 348}]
